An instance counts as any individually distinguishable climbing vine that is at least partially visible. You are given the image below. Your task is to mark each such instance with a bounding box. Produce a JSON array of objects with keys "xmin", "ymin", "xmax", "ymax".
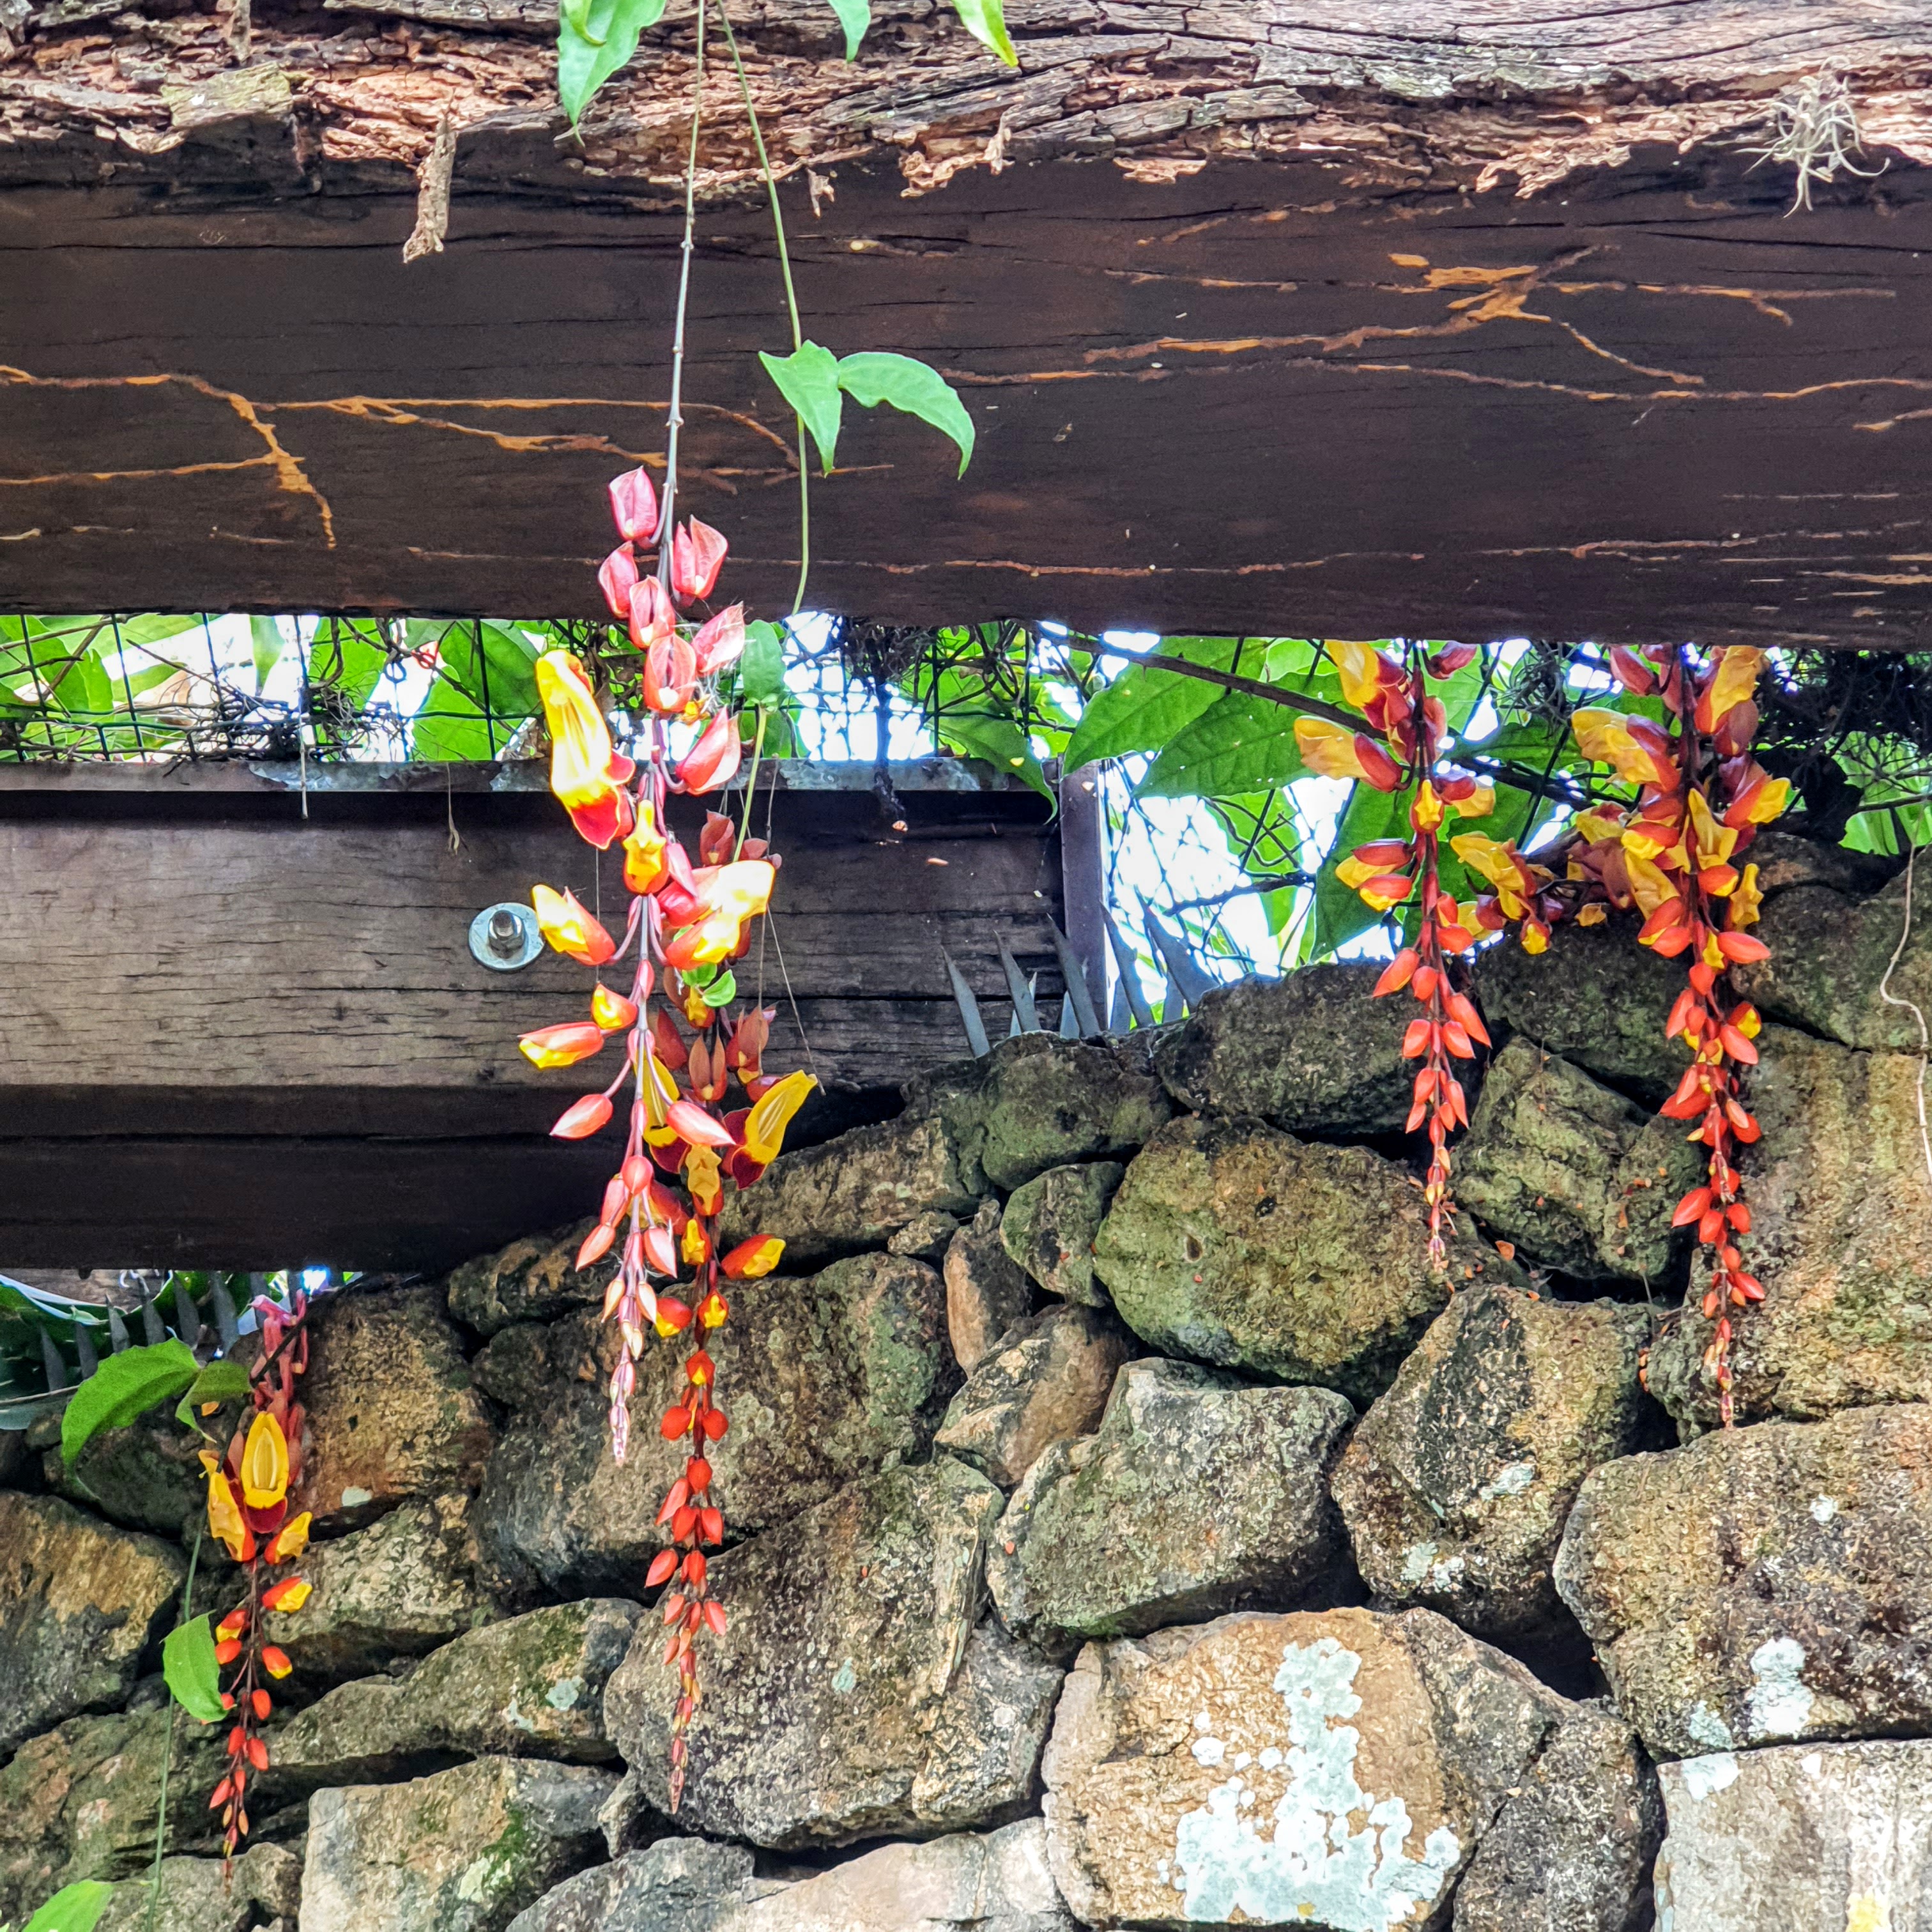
[{"xmin": 518, "ymin": 0, "xmax": 981, "ymax": 1801}]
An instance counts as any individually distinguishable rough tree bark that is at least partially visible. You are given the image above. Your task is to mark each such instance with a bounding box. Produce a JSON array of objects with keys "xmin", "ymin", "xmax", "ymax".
[{"xmin": 4, "ymin": 3, "xmax": 1932, "ymax": 640}]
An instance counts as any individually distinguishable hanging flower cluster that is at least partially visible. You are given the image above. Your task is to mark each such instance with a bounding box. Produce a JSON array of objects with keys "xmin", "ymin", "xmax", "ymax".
[
  {"xmin": 1550, "ymin": 647, "xmax": 1788, "ymax": 1420},
  {"xmin": 197, "ymin": 1292, "xmax": 312, "ymax": 1855},
  {"xmin": 522, "ymin": 466, "xmax": 815, "ymax": 1808},
  {"xmin": 1338, "ymin": 643, "xmax": 1789, "ymax": 1421},
  {"xmin": 1294, "ymin": 640, "xmax": 1498, "ymax": 1262}
]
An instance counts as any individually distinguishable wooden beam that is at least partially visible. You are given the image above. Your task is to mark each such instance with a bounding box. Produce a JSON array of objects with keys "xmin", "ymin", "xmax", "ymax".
[
  {"xmin": 0, "ymin": 758, "xmax": 1071, "ymax": 1266},
  {"xmin": 3, "ymin": 6, "xmax": 1932, "ymax": 644}
]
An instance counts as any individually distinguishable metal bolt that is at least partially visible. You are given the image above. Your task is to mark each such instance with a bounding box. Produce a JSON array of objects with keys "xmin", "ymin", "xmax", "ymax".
[{"xmin": 469, "ymin": 901, "xmax": 542, "ymax": 972}]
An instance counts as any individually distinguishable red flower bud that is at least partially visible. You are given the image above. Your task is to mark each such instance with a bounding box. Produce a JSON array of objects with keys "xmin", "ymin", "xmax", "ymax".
[
  {"xmin": 629, "ymin": 576, "xmax": 676, "ymax": 652},
  {"xmin": 670, "ymin": 519, "xmax": 728, "ymax": 605},
  {"xmin": 597, "ymin": 545, "xmax": 640, "ymax": 619},
  {"xmin": 608, "ymin": 466, "xmax": 661, "ymax": 546}
]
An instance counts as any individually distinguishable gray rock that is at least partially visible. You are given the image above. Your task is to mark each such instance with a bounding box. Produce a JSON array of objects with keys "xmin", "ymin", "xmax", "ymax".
[
  {"xmin": 594, "ymin": 1768, "xmax": 663, "ymax": 1858},
  {"xmin": 299, "ymin": 1758, "xmax": 615, "ymax": 1932},
  {"xmin": 1474, "ymin": 914, "xmax": 1692, "ymax": 1100},
  {"xmin": 935, "ymin": 1304, "xmax": 1131, "ymax": 1489},
  {"xmin": 0, "ymin": 1492, "xmax": 185, "ymax": 1758},
  {"xmin": 719, "ymin": 1110, "xmax": 983, "ymax": 1270},
  {"xmin": 263, "ymin": 1492, "xmax": 507, "ymax": 1683},
  {"xmin": 507, "ymin": 1836, "xmax": 771, "ymax": 1932},
  {"xmin": 999, "ymin": 1162, "xmax": 1123, "ymax": 1308},
  {"xmin": 1092, "ymin": 1114, "xmax": 1515, "ymax": 1405},
  {"xmin": 1332, "ymin": 1284, "xmax": 1657, "ymax": 1636},
  {"xmin": 909, "ymin": 1624, "xmax": 1065, "ymax": 1835},
  {"xmin": 95, "ymin": 1844, "xmax": 304, "ymax": 1932},
  {"xmin": 0, "ymin": 1702, "xmax": 231, "ymax": 1924},
  {"xmin": 1646, "ymin": 1025, "xmax": 1932, "ymax": 1429},
  {"xmin": 1653, "ymin": 1738, "xmax": 1932, "ymax": 1932},
  {"xmin": 447, "ymin": 1221, "xmax": 615, "ymax": 1338},
  {"xmin": 1452, "ymin": 1699, "xmax": 1661, "ymax": 1932},
  {"xmin": 298, "ymin": 1284, "xmax": 497, "ymax": 1531},
  {"xmin": 944, "ymin": 1200, "xmax": 1036, "ymax": 1372},
  {"xmin": 1151, "ymin": 965, "xmax": 1416, "ymax": 1134},
  {"xmin": 1041, "ymin": 1606, "xmax": 1568, "ymax": 1930},
  {"xmin": 1454, "ymin": 1038, "xmax": 1705, "ymax": 1282},
  {"xmin": 605, "ymin": 1459, "xmax": 1020, "ymax": 1848},
  {"xmin": 1731, "ymin": 859, "xmax": 1930, "ymax": 1052},
  {"xmin": 1554, "ymin": 1402, "xmax": 1932, "ymax": 1758},
  {"xmin": 989, "ymin": 1360, "xmax": 1353, "ymax": 1651},
  {"xmin": 477, "ymin": 1254, "xmax": 953, "ymax": 1597},
  {"xmin": 890, "ymin": 1209, "xmax": 964, "ymax": 1264},
  {"xmin": 715, "ymin": 1820, "xmax": 1078, "ymax": 1932},
  {"xmin": 272, "ymin": 1599, "xmax": 641, "ymax": 1790},
  {"xmin": 960, "ymin": 1032, "xmax": 1173, "ymax": 1193},
  {"xmin": 45, "ymin": 1399, "xmax": 203, "ymax": 1537}
]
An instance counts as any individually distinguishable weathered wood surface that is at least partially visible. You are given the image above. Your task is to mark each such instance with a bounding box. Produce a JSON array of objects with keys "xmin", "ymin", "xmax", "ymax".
[
  {"xmin": 0, "ymin": 759, "xmax": 1066, "ymax": 1266},
  {"xmin": 4, "ymin": 4, "xmax": 1932, "ymax": 643}
]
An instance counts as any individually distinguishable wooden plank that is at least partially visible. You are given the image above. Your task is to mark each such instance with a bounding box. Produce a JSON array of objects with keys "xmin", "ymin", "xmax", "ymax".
[
  {"xmin": 0, "ymin": 760, "xmax": 1059, "ymax": 1121},
  {"xmin": 0, "ymin": 758, "xmax": 1067, "ymax": 1266},
  {"xmin": 3, "ymin": 6, "xmax": 1931, "ymax": 644},
  {"xmin": 0, "ymin": 1132, "xmax": 620, "ymax": 1269}
]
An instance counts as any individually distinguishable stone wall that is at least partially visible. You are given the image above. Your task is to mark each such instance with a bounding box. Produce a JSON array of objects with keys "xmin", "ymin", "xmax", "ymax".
[{"xmin": 0, "ymin": 835, "xmax": 1926, "ymax": 1931}]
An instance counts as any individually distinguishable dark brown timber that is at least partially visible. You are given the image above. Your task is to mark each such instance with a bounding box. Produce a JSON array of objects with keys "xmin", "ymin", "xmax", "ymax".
[
  {"xmin": 0, "ymin": 758, "xmax": 1071, "ymax": 1266},
  {"xmin": 4, "ymin": 4, "xmax": 1932, "ymax": 642}
]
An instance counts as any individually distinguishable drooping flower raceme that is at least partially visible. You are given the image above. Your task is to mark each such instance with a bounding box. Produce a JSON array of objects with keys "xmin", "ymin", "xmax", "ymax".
[{"xmin": 521, "ymin": 468, "xmax": 812, "ymax": 1810}]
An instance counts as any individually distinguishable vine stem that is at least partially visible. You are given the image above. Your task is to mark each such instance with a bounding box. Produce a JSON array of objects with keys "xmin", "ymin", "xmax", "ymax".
[
  {"xmin": 657, "ymin": 0, "xmax": 710, "ymax": 586},
  {"xmin": 144, "ymin": 1522, "xmax": 204, "ymax": 1932},
  {"xmin": 717, "ymin": 4, "xmax": 811, "ymax": 618}
]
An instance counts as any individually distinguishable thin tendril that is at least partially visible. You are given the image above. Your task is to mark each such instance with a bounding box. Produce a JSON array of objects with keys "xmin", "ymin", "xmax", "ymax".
[
  {"xmin": 718, "ymin": 4, "xmax": 811, "ymax": 617},
  {"xmin": 657, "ymin": 0, "xmax": 710, "ymax": 586}
]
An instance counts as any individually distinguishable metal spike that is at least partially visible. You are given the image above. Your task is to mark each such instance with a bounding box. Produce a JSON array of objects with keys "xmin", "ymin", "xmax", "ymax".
[
  {"xmin": 997, "ymin": 940, "xmax": 1040, "ymax": 1034},
  {"xmin": 73, "ymin": 1319, "xmax": 99, "ymax": 1380},
  {"xmin": 942, "ymin": 950, "xmax": 992, "ymax": 1059},
  {"xmin": 210, "ymin": 1277, "xmax": 240, "ymax": 1350},
  {"xmin": 1007, "ymin": 976, "xmax": 1040, "ymax": 1038},
  {"xmin": 172, "ymin": 1276, "xmax": 202, "ymax": 1344},
  {"xmin": 1059, "ymin": 994, "xmax": 1080, "ymax": 1038},
  {"xmin": 1163, "ymin": 966, "xmax": 1186, "ymax": 1022},
  {"xmin": 1102, "ymin": 910, "xmax": 1155, "ymax": 1030},
  {"xmin": 1048, "ymin": 922, "xmax": 1104, "ymax": 1039},
  {"xmin": 39, "ymin": 1330, "xmax": 66, "ymax": 1391},
  {"xmin": 1139, "ymin": 897, "xmax": 1216, "ymax": 1008},
  {"xmin": 141, "ymin": 1296, "xmax": 167, "ymax": 1347},
  {"xmin": 108, "ymin": 1305, "xmax": 130, "ymax": 1353},
  {"xmin": 1107, "ymin": 977, "xmax": 1134, "ymax": 1035}
]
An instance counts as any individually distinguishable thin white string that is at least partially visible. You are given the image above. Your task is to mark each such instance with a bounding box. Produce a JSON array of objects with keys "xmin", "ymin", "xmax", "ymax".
[{"xmin": 1877, "ymin": 839, "xmax": 1931, "ymax": 1189}]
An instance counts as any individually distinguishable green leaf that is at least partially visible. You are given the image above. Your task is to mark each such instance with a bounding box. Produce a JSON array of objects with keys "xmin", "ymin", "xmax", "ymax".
[
  {"xmin": 1138, "ymin": 693, "xmax": 1309, "ymax": 800},
  {"xmin": 22, "ymin": 1880, "xmax": 114, "ymax": 1932},
  {"xmin": 826, "ymin": 0, "xmax": 870, "ymax": 56},
  {"xmin": 1062, "ymin": 638, "xmax": 1241, "ymax": 769},
  {"xmin": 701, "ymin": 970, "xmax": 738, "ymax": 1008},
  {"xmin": 836, "ymin": 352, "xmax": 976, "ymax": 476},
  {"xmin": 932, "ymin": 709, "xmax": 1054, "ymax": 802},
  {"xmin": 559, "ymin": 0, "xmax": 669, "ymax": 125},
  {"xmin": 112, "ymin": 615, "xmax": 201, "ymax": 648},
  {"xmin": 759, "ymin": 342, "xmax": 845, "ymax": 472},
  {"xmin": 174, "ymin": 1358, "xmax": 251, "ymax": 1430},
  {"xmin": 249, "ymin": 616, "xmax": 285, "ymax": 691},
  {"xmin": 740, "ymin": 622, "xmax": 788, "ymax": 709},
  {"xmin": 161, "ymin": 1614, "xmax": 226, "ymax": 1724},
  {"xmin": 949, "ymin": 0, "xmax": 1016, "ymax": 63},
  {"xmin": 60, "ymin": 1338, "xmax": 200, "ymax": 1467}
]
